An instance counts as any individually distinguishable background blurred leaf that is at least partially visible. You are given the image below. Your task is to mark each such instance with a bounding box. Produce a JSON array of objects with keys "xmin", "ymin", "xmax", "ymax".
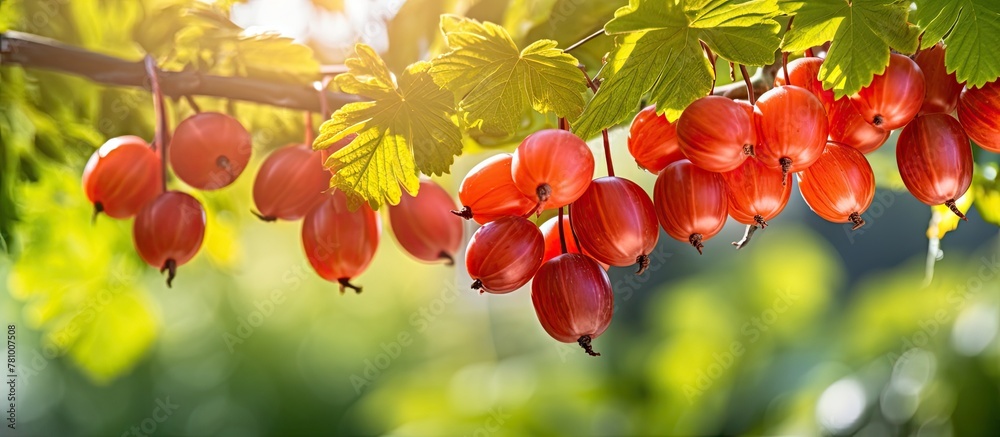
[{"xmin": 973, "ymin": 163, "xmax": 1000, "ymax": 226}]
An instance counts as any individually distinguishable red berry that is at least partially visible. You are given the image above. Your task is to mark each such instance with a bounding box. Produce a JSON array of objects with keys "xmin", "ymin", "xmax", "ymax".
[
  {"xmin": 753, "ymin": 85, "xmax": 828, "ymax": 179},
  {"xmin": 915, "ymin": 43, "xmax": 964, "ymax": 115},
  {"xmin": 722, "ymin": 158, "xmax": 792, "ymax": 227},
  {"xmin": 957, "ymin": 80, "xmax": 1000, "ymax": 153},
  {"xmin": 774, "ymin": 57, "xmax": 835, "ymax": 108},
  {"xmin": 454, "ymin": 153, "xmax": 537, "ymax": 224},
  {"xmin": 169, "ymin": 112, "xmax": 252, "ymax": 190},
  {"xmin": 511, "ymin": 129, "xmax": 595, "ymax": 211},
  {"xmin": 897, "ymin": 114, "xmax": 973, "ymax": 219},
  {"xmin": 82, "ymin": 136, "xmax": 162, "ymax": 219},
  {"xmin": 389, "ymin": 179, "xmax": 463, "ymax": 264},
  {"xmin": 531, "ymin": 253, "xmax": 613, "ymax": 357},
  {"xmin": 252, "ymin": 144, "xmax": 329, "ymax": 221},
  {"xmin": 302, "ymin": 191, "xmax": 381, "ymax": 293},
  {"xmin": 538, "ymin": 215, "xmax": 607, "ymax": 269},
  {"xmin": 627, "ymin": 105, "xmax": 684, "ymax": 173},
  {"xmin": 797, "ymin": 142, "xmax": 875, "ymax": 229},
  {"xmin": 849, "ymin": 54, "xmax": 925, "ymax": 130},
  {"xmin": 133, "ymin": 191, "xmax": 206, "ymax": 287},
  {"xmin": 570, "ymin": 177, "xmax": 659, "ymax": 273},
  {"xmin": 465, "ymin": 216, "xmax": 544, "ymax": 294},
  {"xmin": 827, "ymin": 98, "xmax": 890, "ymax": 154},
  {"xmin": 653, "ymin": 160, "xmax": 729, "ymax": 254},
  {"xmin": 677, "ymin": 96, "xmax": 756, "ymax": 172}
]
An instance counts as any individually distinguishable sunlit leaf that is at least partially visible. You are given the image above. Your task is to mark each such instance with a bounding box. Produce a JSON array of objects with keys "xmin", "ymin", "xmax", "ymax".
[
  {"xmin": 574, "ymin": 0, "xmax": 782, "ymax": 139},
  {"xmin": 314, "ymin": 45, "xmax": 462, "ymax": 209},
  {"xmin": 430, "ymin": 15, "xmax": 587, "ymax": 136},
  {"xmin": 911, "ymin": 0, "xmax": 1000, "ymax": 87},
  {"xmin": 780, "ymin": 0, "xmax": 920, "ymax": 98}
]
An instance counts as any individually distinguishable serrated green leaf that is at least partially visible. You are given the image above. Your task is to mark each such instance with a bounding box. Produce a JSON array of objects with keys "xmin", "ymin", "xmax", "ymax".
[
  {"xmin": 574, "ymin": 0, "xmax": 782, "ymax": 139},
  {"xmin": 314, "ymin": 45, "xmax": 462, "ymax": 210},
  {"xmin": 780, "ymin": 0, "xmax": 920, "ymax": 98},
  {"xmin": 912, "ymin": 0, "xmax": 1000, "ymax": 87},
  {"xmin": 430, "ymin": 15, "xmax": 587, "ymax": 136}
]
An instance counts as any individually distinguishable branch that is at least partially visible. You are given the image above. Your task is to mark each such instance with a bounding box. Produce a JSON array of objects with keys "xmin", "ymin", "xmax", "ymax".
[{"xmin": 0, "ymin": 31, "xmax": 362, "ymax": 113}]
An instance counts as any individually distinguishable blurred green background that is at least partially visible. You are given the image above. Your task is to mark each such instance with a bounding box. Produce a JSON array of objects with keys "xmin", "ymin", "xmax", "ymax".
[{"xmin": 1, "ymin": 1, "xmax": 998, "ymax": 436}]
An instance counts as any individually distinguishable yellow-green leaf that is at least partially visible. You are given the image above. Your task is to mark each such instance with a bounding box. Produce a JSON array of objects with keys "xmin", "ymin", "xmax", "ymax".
[
  {"xmin": 314, "ymin": 45, "xmax": 462, "ymax": 209},
  {"xmin": 927, "ymin": 190, "xmax": 974, "ymax": 240},
  {"xmin": 973, "ymin": 163, "xmax": 1000, "ymax": 226},
  {"xmin": 780, "ymin": 0, "xmax": 920, "ymax": 98},
  {"xmin": 574, "ymin": 0, "xmax": 782, "ymax": 139},
  {"xmin": 430, "ymin": 15, "xmax": 587, "ymax": 136}
]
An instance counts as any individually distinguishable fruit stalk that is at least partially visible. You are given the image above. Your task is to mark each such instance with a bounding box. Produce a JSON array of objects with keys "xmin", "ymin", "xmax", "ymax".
[
  {"xmin": 557, "ymin": 206, "xmax": 568, "ymax": 254},
  {"xmin": 144, "ymin": 56, "xmax": 169, "ymax": 192},
  {"xmin": 578, "ymin": 65, "xmax": 615, "ymax": 177},
  {"xmin": 740, "ymin": 64, "xmax": 755, "ymax": 104}
]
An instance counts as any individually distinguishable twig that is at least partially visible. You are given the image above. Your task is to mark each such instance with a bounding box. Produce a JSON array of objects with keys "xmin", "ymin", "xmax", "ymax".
[{"xmin": 565, "ymin": 29, "xmax": 605, "ymax": 53}]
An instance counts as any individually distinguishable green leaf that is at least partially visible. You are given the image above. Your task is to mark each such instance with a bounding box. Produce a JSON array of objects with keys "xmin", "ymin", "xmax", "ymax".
[
  {"xmin": 574, "ymin": 0, "xmax": 782, "ymax": 139},
  {"xmin": 912, "ymin": 0, "xmax": 1000, "ymax": 87},
  {"xmin": 314, "ymin": 45, "xmax": 462, "ymax": 210},
  {"xmin": 430, "ymin": 15, "xmax": 587, "ymax": 136},
  {"xmin": 780, "ymin": 0, "xmax": 920, "ymax": 98}
]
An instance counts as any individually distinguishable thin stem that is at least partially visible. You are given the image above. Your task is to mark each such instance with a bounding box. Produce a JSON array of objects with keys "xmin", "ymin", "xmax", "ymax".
[
  {"xmin": 601, "ymin": 129, "xmax": 614, "ymax": 177},
  {"xmin": 557, "ymin": 207, "xmax": 568, "ymax": 254},
  {"xmin": 578, "ymin": 64, "xmax": 599, "ymax": 93},
  {"xmin": 315, "ymin": 78, "xmax": 332, "ymax": 118},
  {"xmin": 144, "ymin": 56, "xmax": 168, "ymax": 192},
  {"xmin": 701, "ymin": 41, "xmax": 717, "ymax": 93},
  {"xmin": 782, "ymin": 51, "xmax": 790, "ymax": 85},
  {"xmin": 805, "ymin": 48, "xmax": 814, "ymax": 58},
  {"xmin": 565, "ymin": 29, "xmax": 605, "ymax": 53},
  {"xmin": 923, "ymin": 211, "xmax": 942, "ymax": 287},
  {"xmin": 559, "ymin": 117, "xmax": 568, "ymax": 131},
  {"xmin": 740, "ymin": 64, "xmax": 755, "ymax": 104},
  {"xmin": 184, "ymin": 95, "xmax": 201, "ymax": 113},
  {"xmin": 304, "ymin": 112, "xmax": 315, "ymax": 146},
  {"xmin": 567, "ymin": 203, "xmax": 583, "ymax": 251}
]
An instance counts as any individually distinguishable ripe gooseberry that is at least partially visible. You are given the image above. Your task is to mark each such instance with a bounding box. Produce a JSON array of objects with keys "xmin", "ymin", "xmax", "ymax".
[
  {"xmin": 511, "ymin": 129, "xmax": 595, "ymax": 211},
  {"xmin": 827, "ymin": 98, "xmax": 890, "ymax": 154},
  {"xmin": 722, "ymin": 158, "xmax": 792, "ymax": 248},
  {"xmin": 957, "ymin": 80, "xmax": 1000, "ymax": 153},
  {"xmin": 539, "ymin": 214, "xmax": 607, "ymax": 269},
  {"xmin": 302, "ymin": 191, "xmax": 381, "ymax": 293},
  {"xmin": 82, "ymin": 135, "xmax": 162, "ymax": 219},
  {"xmin": 773, "ymin": 57, "xmax": 835, "ymax": 108},
  {"xmin": 170, "ymin": 112, "xmax": 253, "ymax": 190},
  {"xmin": 915, "ymin": 43, "xmax": 964, "ymax": 115},
  {"xmin": 252, "ymin": 144, "xmax": 329, "ymax": 221},
  {"xmin": 677, "ymin": 96, "xmax": 756, "ymax": 172},
  {"xmin": 453, "ymin": 153, "xmax": 537, "ymax": 224},
  {"xmin": 627, "ymin": 105, "xmax": 684, "ymax": 173},
  {"xmin": 897, "ymin": 114, "xmax": 974, "ymax": 219},
  {"xmin": 133, "ymin": 191, "xmax": 206, "ymax": 287},
  {"xmin": 531, "ymin": 253, "xmax": 613, "ymax": 357},
  {"xmin": 388, "ymin": 179, "xmax": 463, "ymax": 264},
  {"xmin": 849, "ymin": 53, "xmax": 925, "ymax": 130},
  {"xmin": 653, "ymin": 160, "xmax": 729, "ymax": 254},
  {"xmin": 570, "ymin": 177, "xmax": 659, "ymax": 273},
  {"xmin": 797, "ymin": 142, "xmax": 876, "ymax": 229},
  {"xmin": 465, "ymin": 216, "xmax": 544, "ymax": 294},
  {"xmin": 753, "ymin": 85, "xmax": 828, "ymax": 180}
]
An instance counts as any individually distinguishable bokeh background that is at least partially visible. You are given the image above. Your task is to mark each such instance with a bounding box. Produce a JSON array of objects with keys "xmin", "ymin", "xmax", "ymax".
[{"xmin": 1, "ymin": 0, "xmax": 998, "ymax": 436}]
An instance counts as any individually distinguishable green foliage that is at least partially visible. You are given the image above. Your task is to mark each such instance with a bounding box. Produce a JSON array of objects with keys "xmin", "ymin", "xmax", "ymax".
[
  {"xmin": 7, "ymin": 169, "xmax": 157, "ymax": 384},
  {"xmin": 974, "ymin": 163, "xmax": 1000, "ymax": 226},
  {"xmin": 314, "ymin": 45, "xmax": 462, "ymax": 209},
  {"xmin": 430, "ymin": 15, "xmax": 587, "ymax": 136},
  {"xmin": 573, "ymin": 0, "xmax": 782, "ymax": 139},
  {"xmin": 780, "ymin": 0, "xmax": 920, "ymax": 98},
  {"xmin": 912, "ymin": 0, "xmax": 1000, "ymax": 87}
]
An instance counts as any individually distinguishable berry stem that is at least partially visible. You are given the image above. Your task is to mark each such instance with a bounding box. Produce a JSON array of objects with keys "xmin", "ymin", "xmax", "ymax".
[
  {"xmin": 250, "ymin": 210, "xmax": 277, "ymax": 222},
  {"xmin": 304, "ymin": 112, "xmax": 315, "ymax": 146},
  {"xmin": 945, "ymin": 199, "xmax": 968, "ymax": 221},
  {"xmin": 577, "ymin": 335, "xmax": 601, "ymax": 357},
  {"xmin": 805, "ymin": 48, "xmax": 814, "ymax": 58},
  {"xmin": 732, "ymin": 224, "xmax": 759, "ymax": 250},
  {"xmin": 144, "ymin": 56, "xmax": 169, "ymax": 192},
  {"xmin": 338, "ymin": 278, "xmax": 363, "ymax": 294},
  {"xmin": 567, "ymin": 203, "xmax": 583, "ymax": 252},
  {"xmin": 557, "ymin": 206, "xmax": 568, "ymax": 255},
  {"xmin": 564, "ymin": 29, "xmax": 605, "ymax": 53},
  {"xmin": 740, "ymin": 64, "xmax": 755, "ymax": 104},
  {"xmin": 781, "ymin": 16, "xmax": 794, "ymax": 85},
  {"xmin": 701, "ymin": 41, "xmax": 717, "ymax": 93},
  {"xmin": 184, "ymin": 95, "xmax": 201, "ymax": 114},
  {"xmin": 601, "ymin": 129, "xmax": 614, "ymax": 177},
  {"xmin": 558, "ymin": 117, "xmax": 568, "ymax": 131}
]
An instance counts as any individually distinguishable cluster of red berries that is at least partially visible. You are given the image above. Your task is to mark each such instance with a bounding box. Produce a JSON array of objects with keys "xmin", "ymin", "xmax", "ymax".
[{"xmin": 83, "ymin": 112, "xmax": 252, "ymax": 286}]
